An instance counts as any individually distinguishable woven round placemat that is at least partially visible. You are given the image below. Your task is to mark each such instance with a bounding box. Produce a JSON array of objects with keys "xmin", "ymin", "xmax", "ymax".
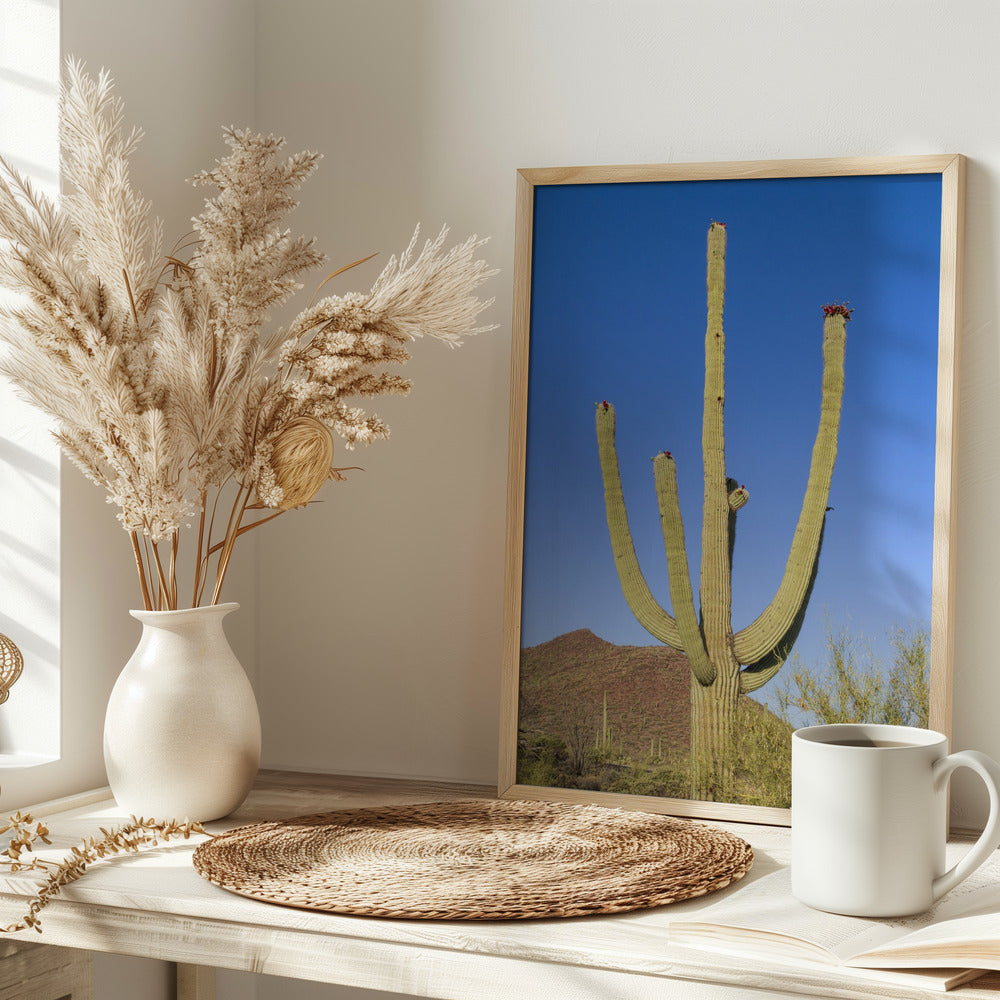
[{"xmin": 192, "ymin": 799, "xmax": 753, "ymax": 920}]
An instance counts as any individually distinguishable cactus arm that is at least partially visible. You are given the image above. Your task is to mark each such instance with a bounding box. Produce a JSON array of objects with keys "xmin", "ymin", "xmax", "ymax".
[
  {"xmin": 733, "ymin": 311, "xmax": 848, "ymax": 666},
  {"xmin": 700, "ymin": 222, "xmax": 734, "ymax": 668},
  {"xmin": 726, "ymin": 479, "xmax": 749, "ymax": 585},
  {"xmin": 740, "ymin": 658, "xmax": 784, "ymax": 694},
  {"xmin": 740, "ymin": 519, "xmax": 825, "ymax": 693},
  {"xmin": 596, "ymin": 402, "xmax": 683, "ymax": 649},
  {"xmin": 654, "ymin": 451, "xmax": 715, "ymax": 685}
]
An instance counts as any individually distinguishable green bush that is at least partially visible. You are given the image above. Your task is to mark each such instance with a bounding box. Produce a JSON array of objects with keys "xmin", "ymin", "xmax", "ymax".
[
  {"xmin": 516, "ymin": 730, "xmax": 570, "ymax": 787},
  {"xmin": 777, "ymin": 622, "xmax": 930, "ymax": 729},
  {"xmin": 730, "ymin": 700, "xmax": 793, "ymax": 807}
]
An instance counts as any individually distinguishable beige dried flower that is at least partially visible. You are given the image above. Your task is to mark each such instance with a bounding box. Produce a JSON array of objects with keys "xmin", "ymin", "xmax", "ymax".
[
  {"xmin": 263, "ymin": 416, "xmax": 335, "ymax": 510},
  {"xmin": 0, "ymin": 59, "xmax": 495, "ymax": 611}
]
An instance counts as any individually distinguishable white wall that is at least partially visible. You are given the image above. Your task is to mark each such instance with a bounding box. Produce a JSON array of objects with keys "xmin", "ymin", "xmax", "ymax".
[
  {"xmin": 253, "ymin": 0, "xmax": 509, "ymax": 783},
  {"xmin": 0, "ymin": 0, "xmax": 61, "ymax": 772},
  {"xmin": 18, "ymin": 1, "xmax": 1000, "ymax": 997},
  {"xmin": 252, "ymin": 0, "xmax": 1000, "ymax": 831}
]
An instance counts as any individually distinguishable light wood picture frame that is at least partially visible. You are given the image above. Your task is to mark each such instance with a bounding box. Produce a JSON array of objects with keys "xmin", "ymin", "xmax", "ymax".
[{"xmin": 499, "ymin": 156, "xmax": 964, "ymax": 824}]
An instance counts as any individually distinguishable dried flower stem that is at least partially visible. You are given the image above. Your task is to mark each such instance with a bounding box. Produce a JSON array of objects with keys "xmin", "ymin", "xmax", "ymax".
[
  {"xmin": 211, "ymin": 486, "xmax": 251, "ymax": 606},
  {"xmin": 0, "ymin": 812, "xmax": 210, "ymax": 933},
  {"xmin": 308, "ymin": 251, "xmax": 379, "ymax": 307},
  {"xmin": 129, "ymin": 531, "xmax": 153, "ymax": 611},
  {"xmin": 122, "ymin": 267, "xmax": 140, "ymax": 326},
  {"xmin": 168, "ymin": 530, "xmax": 179, "ymax": 609},
  {"xmin": 196, "ymin": 485, "xmax": 229, "ymax": 607},
  {"xmin": 192, "ymin": 495, "xmax": 208, "ymax": 608},
  {"xmin": 204, "ymin": 509, "xmax": 287, "ymax": 557},
  {"xmin": 149, "ymin": 538, "xmax": 170, "ymax": 611},
  {"xmin": 142, "ymin": 535, "xmax": 156, "ymax": 606}
]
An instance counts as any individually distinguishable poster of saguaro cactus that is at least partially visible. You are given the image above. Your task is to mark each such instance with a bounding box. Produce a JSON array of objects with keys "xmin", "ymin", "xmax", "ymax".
[{"xmin": 500, "ymin": 157, "xmax": 964, "ymax": 822}]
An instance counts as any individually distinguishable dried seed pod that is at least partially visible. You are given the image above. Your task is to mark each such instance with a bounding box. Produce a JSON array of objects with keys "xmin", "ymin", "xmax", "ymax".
[
  {"xmin": 0, "ymin": 634, "xmax": 23, "ymax": 705},
  {"xmin": 267, "ymin": 416, "xmax": 335, "ymax": 510}
]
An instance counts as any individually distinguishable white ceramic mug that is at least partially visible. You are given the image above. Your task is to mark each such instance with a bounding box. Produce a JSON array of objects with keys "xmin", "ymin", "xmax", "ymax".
[{"xmin": 791, "ymin": 723, "xmax": 1000, "ymax": 917}]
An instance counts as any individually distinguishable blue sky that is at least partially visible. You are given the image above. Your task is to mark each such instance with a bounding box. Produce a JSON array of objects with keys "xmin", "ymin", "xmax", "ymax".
[{"xmin": 519, "ymin": 173, "xmax": 942, "ymax": 708}]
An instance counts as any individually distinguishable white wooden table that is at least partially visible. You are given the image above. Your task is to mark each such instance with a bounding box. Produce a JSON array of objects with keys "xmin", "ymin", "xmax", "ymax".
[{"xmin": 3, "ymin": 771, "xmax": 1000, "ymax": 1000}]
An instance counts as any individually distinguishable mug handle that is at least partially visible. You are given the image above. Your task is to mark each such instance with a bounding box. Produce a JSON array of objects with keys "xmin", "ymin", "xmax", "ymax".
[{"xmin": 932, "ymin": 750, "xmax": 1000, "ymax": 902}]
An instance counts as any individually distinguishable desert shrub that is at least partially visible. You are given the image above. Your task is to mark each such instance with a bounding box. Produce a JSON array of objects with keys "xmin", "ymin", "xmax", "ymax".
[
  {"xmin": 777, "ymin": 622, "xmax": 930, "ymax": 729},
  {"xmin": 516, "ymin": 730, "xmax": 570, "ymax": 787},
  {"xmin": 730, "ymin": 700, "xmax": 793, "ymax": 807}
]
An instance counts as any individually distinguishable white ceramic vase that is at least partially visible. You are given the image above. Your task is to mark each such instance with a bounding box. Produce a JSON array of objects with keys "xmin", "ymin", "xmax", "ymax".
[{"xmin": 103, "ymin": 602, "xmax": 261, "ymax": 822}]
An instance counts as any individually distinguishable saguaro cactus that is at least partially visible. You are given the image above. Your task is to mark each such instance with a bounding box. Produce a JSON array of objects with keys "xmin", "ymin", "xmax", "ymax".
[{"xmin": 596, "ymin": 221, "xmax": 849, "ymax": 801}]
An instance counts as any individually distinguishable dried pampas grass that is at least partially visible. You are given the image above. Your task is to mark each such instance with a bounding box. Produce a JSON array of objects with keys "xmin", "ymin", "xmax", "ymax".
[{"xmin": 0, "ymin": 59, "xmax": 496, "ymax": 610}]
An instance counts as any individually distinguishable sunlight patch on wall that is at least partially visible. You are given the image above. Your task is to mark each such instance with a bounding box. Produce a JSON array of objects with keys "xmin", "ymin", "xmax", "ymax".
[{"xmin": 0, "ymin": 0, "xmax": 60, "ymax": 763}]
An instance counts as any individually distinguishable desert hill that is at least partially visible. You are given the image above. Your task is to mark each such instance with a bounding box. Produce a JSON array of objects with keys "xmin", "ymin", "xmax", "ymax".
[
  {"xmin": 518, "ymin": 628, "xmax": 692, "ymax": 760},
  {"xmin": 517, "ymin": 629, "xmax": 793, "ymax": 803}
]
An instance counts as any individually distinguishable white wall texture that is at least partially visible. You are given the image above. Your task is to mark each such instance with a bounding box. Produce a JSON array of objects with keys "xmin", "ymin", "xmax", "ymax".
[
  {"xmin": 8, "ymin": 0, "xmax": 1000, "ymax": 997},
  {"xmin": 252, "ymin": 0, "xmax": 1000, "ymax": 832},
  {"xmin": 0, "ymin": 0, "xmax": 61, "ymax": 772}
]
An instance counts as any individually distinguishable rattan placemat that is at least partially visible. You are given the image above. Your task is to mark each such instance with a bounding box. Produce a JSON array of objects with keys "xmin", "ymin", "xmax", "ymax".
[{"xmin": 192, "ymin": 799, "xmax": 753, "ymax": 920}]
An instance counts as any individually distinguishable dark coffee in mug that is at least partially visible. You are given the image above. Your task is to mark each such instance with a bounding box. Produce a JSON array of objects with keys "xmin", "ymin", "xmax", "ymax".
[{"xmin": 823, "ymin": 738, "xmax": 914, "ymax": 747}]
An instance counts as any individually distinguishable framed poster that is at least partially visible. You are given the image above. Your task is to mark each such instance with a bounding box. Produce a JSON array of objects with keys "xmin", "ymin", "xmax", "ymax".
[{"xmin": 499, "ymin": 156, "xmax": 964, "ymax": 824}]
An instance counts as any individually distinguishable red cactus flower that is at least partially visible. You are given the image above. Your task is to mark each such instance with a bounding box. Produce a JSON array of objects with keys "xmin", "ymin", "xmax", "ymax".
[{"xmin": 822, "ymin": 302, "xmax": 854, "ymax": 320}]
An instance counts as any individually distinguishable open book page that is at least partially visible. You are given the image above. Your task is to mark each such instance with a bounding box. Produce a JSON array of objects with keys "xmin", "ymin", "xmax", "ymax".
[
  {"xmin": 671, "ymin": 846, "xmax": 1000, "ymax": 966},
  {"xmin": 848, "ymin": 847, "xmax": 1000, "ymax": 968},
  {"xmin": 851, "ymin": 913, "xmax": 1000, "ymax": 968},
  {"xmin": 670, "ymin": 868, "xmax": 907, "ymax": 962}
]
